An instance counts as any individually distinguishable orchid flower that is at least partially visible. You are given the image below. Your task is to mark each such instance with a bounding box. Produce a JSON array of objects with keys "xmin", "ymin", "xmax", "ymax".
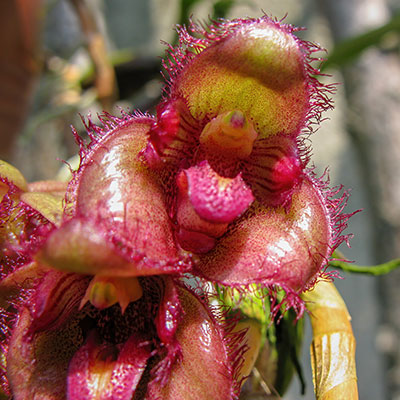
[
  {"xmin": 0, "ymin": 143, "xmax": 248, "ymax": 400},
  {"xmin": 142, "ymin": 16, "xmax": 352, "ymax": 310},
  {"xmin": 0, "ymin": 15, "xmax": 355, "ymax": 400}
]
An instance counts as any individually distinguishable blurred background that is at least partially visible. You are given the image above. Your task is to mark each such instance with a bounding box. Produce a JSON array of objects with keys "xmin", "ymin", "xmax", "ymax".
[{"xmin": 1, "ymin": 0, "xmax": 400, "ymax": 398}]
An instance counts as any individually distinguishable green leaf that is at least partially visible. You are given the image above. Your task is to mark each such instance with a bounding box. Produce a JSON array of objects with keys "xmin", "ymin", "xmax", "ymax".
[
  {"xmin": 273, "ymin": 309, "xmax": 305, "ymax": 395},
  {"xmin": 322, "ymin": 13, "xmax": 400, "ymax": 70},
  {"xmin": 177, "ymin": 0, "xmax": 203, "ymax": 26},
  {"xmin": 212, "ymin": 0, "xmax": 235, "ymax": 19}
]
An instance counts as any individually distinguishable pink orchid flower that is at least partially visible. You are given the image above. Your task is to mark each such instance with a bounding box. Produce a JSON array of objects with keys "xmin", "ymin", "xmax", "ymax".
[
  {"xmin": 0, "ymin": 15, "xmax": 353, "ymax": 400},
  {"xmin": 143, "ymin": 16, "xmax": 352, "ymax": 309}
]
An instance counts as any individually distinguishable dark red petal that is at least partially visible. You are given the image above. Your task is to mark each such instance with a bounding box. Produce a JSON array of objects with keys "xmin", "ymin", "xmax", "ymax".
[
  {"xmin": 0, "ymin": 261, "xmax": 44, "ymax": 308},
  {"xmin": 142, "ymin": 99, "xmax": 200, "ymax": 169},
  {"xmin": 155, "ymin": 277, "xmax": 183, "ymax": 345},
  {"xmin": 152, "ymin": 278, "xmax": 183, "ymax": 383},
  {"xmin": 243, "ymin": 134, "xmax": 303, "ymax": 206},
  {"xmin": 60, "ymin": 117, "xmax": 186, "ymax": 277},
  {"xmin": 67, "ymin": 332, "xmax": 151, "ymax": 400},
  {"xmin": 147, "ymin": 101, "xmax": 181, "ymax": 158},
  {"xmin": 193, "ymin": 178, "xmax": 332, "ymax": 293},
  {"xmin": 147, "ymin": 285, "xmax": 241, "ymax": 400},
  {"xmin": 7, "ymin": 306, "xmax": 83, "ymax": 399},
  {"xmin": 29, "ymin": 269, "xmax": 90, "ymax": 333}
]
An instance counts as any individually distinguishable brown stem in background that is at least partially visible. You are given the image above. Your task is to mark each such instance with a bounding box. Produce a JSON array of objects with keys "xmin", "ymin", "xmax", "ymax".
[
  {"xmin": 70, "ymin": 0, "xmax": 117, "ymax": 111},
  {"xmin": 0, "ymin": 0, "xmax": 42, "ymax": 161}
]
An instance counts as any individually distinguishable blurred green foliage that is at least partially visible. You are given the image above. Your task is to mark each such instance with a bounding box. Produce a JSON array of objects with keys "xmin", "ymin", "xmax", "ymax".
[{"xmin": 323, "ymin": 13, "xmax": 400, "ymax": 70}]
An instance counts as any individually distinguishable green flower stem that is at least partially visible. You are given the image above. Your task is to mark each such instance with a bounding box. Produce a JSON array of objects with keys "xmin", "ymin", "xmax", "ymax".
[{"xmin": 330, "ymin": 251, "xmax": 400, "ymax": 275}]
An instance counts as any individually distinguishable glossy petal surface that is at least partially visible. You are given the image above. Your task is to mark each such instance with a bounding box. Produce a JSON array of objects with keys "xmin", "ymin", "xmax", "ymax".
[
  {"xmin": 74, "ymin": 118, "xmax": 179, "ymax": 268},
  {"xmin": 7, "ymin": 306, "xmax": 82, "ymax": 400},
  {"xmin": 39, "ymin": 118, "xmax": 185, "ymax": 277},
  {"xmin": 67, "ymin": 332, "xmax": 151, "ymax": 400},
  {"xmin": 147, "ymin": 286, "xmax": 239, "ymax": 400},
  {"xmin": 194, "ymin": 178, "xmax": 331, "ymax": 291}
]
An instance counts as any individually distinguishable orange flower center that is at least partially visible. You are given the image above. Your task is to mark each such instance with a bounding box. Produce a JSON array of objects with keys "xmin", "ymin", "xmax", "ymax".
[
  {"xmin": 199, "ymin": 110, "xmax": 257, "ymax": 160},
  {"xmin": 81, "ymin": 276, "xmax": 143, "ymax": 313}
]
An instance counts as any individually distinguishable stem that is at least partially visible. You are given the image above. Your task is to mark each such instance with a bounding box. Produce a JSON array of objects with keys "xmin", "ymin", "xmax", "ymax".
[
  {"xmin": 330, "ymin": 251, "xmax": 400, "ymax": 275},
  {"xmin": 70, "ymin": 0, "xmax": 117, "ymax": 111}
]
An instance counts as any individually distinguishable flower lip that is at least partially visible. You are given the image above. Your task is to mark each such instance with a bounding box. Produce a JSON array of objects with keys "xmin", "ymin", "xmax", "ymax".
[
  {"xmin": 178, "ymin": 161, "xmax": 254, "ymax": 224},
  {"xmin": 174, "ymin": 160, "xmax": 255, "ymax": 254}
]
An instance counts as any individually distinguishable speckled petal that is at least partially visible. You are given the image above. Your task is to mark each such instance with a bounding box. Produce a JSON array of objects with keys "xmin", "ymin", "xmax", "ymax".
[
  {"xmin": 28, "ymin": 270, "xmax": 90, "ymax": 333},
  {"xmin": 194, "ymin": 178, "xmax": 332, "ymax": 292},
  {"xmin": 67, "ymin": 332, "xmax": 151, "ymax": 400},
  {"xmin": 38, "ymin": 117, "xmax": 188, "ymax": 277},
  {"xmin": 36, "ymin": 217, "xmax": 177, "ymax": 277},
  {"xmin": 146, "ymin": 285, "xmax": 241, "ymax": 400},
  {"xmin": 242, "ymin": 134, "xmax": 303, "ymax": 206},
  {"xmin": 7, "ymin": 306, "xmax": 83, "ymax": 400},
  {"xmin": 180, "ymin": 161, "xmax": 254, "ymax": 224},
  {"xmin": 169, "ymin": 18, "xmax": 309, "ymax": 139}
]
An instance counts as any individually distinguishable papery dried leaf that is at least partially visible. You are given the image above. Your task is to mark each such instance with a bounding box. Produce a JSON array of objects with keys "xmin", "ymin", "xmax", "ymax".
[{"xmin": 302, "ymin": 281, "xmax": 358, "ymax": 399}]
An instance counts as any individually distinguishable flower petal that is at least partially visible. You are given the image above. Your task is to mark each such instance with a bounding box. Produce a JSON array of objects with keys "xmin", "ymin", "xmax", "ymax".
[
  {"xmin": 37, "ymin": 216, "xmax": 186, "ymax": 277},
  {"xmin": 0, "ymin": 261, "xmax": 45, "ymax": 308},
  {"xmin": 242, "ymin": 134, "xmax": 303, "ymax": 206},
  {"xmin": 29, "ymin": 270, "xmax": 90, "ymax": 333},
  {"xmin": 20, "ymin": 192, "xmax": 64, "ymax": 226},
  {"xmin": 193, "ymin": 178, "xmax": 332, "ymax": 292},
  {"xmin": 27, "ymin": 180, "xmax": 68, "ymax": 196},
  {"xmin": 0, "ymin": 190, "xmax": 55, "ymax": 277},
  {"xmin": 38, "ymin": 117, "xmax": 188, "ymax": 277},
  {"xmin": 67, "ymin": 331, "xmax": 151, "ymax": 400},
  {"xmin": 155, "ymin": 277, "xmax": 182, "ymax": 345},
  {"xmin": 0, "ymin": 160, "xmax": 28, "ymax": 194},
  {"xmin": 147, "ymin": 285, "xmax": 243, "ymax": 400},
  {"xmin": 73, "ymin": 118, "xmax": 179, "ymax": 266},
  {"xmin": 169, "ymin": 17, "xmax": 310, "ymax": 139},
  {"xmin": 36, "ymin": 218, "xmax": 140, "ymax": 277},
  {"xmin": 7, "ymin": 306, "xmax": 83, "ymax": 399}
]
